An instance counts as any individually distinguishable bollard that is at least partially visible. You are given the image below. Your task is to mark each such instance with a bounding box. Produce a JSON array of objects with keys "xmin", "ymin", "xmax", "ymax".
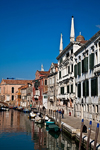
[
  {"xmin": 93, "ymin": 123, "xmax": 99, "ymax": 150},
  {"xmin": 86, "ymin": 121, "xmax": 92, "ymax": 150},
  {"xmin": 53, "ymin": 110, "xmax": 54, "ymax": 118},
  {"xmin": 79, "ymin": 119, "xmax": 84, "ymax": 150}
]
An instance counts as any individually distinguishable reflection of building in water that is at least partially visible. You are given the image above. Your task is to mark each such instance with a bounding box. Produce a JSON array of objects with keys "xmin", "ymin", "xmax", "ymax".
[
  {"xmin": 46, "ymin": 131, "xmax": 76, "ymax": 150},
  {"xmin": 0, "ymin": 110, "xmax": 29, "ymax": 133},
  {"xmin": 31, "ymin": 122, "xmax": 47, "ymax": 150}
]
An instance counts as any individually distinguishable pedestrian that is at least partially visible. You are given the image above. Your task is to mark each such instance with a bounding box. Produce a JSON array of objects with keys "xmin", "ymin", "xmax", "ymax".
[{"xmin": 62, "ymin": 109, "xmax": 64, "ymax": 118}]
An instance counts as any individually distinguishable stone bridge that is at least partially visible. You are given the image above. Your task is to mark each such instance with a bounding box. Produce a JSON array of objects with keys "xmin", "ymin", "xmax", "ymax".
[{"xmin": 0, "ymin": 101, "xmax": 8, "ymax": 107}]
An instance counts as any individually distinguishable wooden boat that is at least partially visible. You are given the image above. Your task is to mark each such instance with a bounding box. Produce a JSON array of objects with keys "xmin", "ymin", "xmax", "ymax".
[
  {"xmin": 48, "ymin": 124, "xmax": 60, "ymax": 132},
  {"xmin": 23, "ymin": 108, "xmax": 30, "ymax": 113},
  {"xmin": 0, "ymin": 106, "xmax": 9, "ymax": 111},
  {"xmin": 17, "ymin": 106, "xmax": 23, "ymax": 111},
  {"xmin": 35, "ymin": 116, "xmax": 44, "ymax": 124},
  {"xmin": 45, "ymin": 115, "xmax": 49, "ymax": 121},
  {"xmin": 29, "ymin": 111, "xmax": 36, "ymax": 118},
  {"xmin": 46, "ymin": 121, "xmax": 55, "ymax": 126}
]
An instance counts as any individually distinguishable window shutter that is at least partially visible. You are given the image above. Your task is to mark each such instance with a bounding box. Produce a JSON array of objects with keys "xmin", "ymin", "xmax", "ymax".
[
  {"xmin": 82, "ymin": 59, "xmax": 84, "ymax": 73},
  {"xmin": 68, "ymin": 66, "xmax": 70, "ymax": 74},
  {"xmin": 78, "ymin": 83, "xmax": 81, "ymax": 97},
  {"xmin": 86, "ymin": 80, "xmax": 89, "ymax": 96},
  {"xmin": 91, "ymin": 79, "xmax": 94, "ymax": 96},
  {"xmin": 67, "ymin": 85, "xmax": 69, "ymax": 93},
  {"xmin": 59, "ymin": 71, "xmax": 61, "ymax": 79},
  {"xmin": 94, "ymin": 77, "xmax": 98, "ymax": 96},
  {"xmin": 90, "ymin": 53, "xmax": 94, "ymax": 70},
  {"xmin": 72, "ymin": 64, "xmax": 73, "ymax": 72},
  {"xmin": 74, "ymin": 65, "xmax": 77, "ymax": 78},
  {"xmin": 84, "ymin": 57, "xmax": 88, "ymax": 72},
  {"xmin": 78, "ymin": 62, "xmax": 81, "ymax": 76}
]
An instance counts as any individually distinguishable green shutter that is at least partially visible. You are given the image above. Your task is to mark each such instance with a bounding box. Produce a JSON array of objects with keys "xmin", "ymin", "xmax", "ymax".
[
  {"xmin": 67, "ymin": 85, "xmax": 69, "ymax": 93},
  {"xmin": 91, "ymin": 79, "xmax": 94, "ymax": 96},
  {"xmin": 78, "ymin": 62, "xmax": 81, "ymax": 76},
  {"xmin": 74, "ymin": 65, "xmax": 77, "ymax": 78},
  {"xmin": 59, "ymin": 71, "xmax": 61, "ymax": 79},
  {"xmin": 91, "ymin": 77, "xmax": 98, "ymax": 96},
  {"xmin": 61, "ymin": 87, "xmax": 64, "ymax": 94},
  {"xmin": 90, "ymin": 53, "xmax": 94, "ymax": 70},
  {"xmin": 78, "ymin": 83, "xmax": 81, "ymax": 98},
  {"xmin": 82, "ymin": 59, "xmax": 84, "ymax": 73},
  {"xmin": 72, "ymin": 64, "xmax": 73, "ymax": 72},
  {"xmin": 84, "ymin": 57, "xmax": 88, "ymax": 72}
]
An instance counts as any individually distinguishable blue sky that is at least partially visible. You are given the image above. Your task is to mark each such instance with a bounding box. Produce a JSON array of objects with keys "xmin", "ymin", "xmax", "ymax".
[{"xmin": 0, "ymin": 0, "xmax": 100, "ymax": 81}]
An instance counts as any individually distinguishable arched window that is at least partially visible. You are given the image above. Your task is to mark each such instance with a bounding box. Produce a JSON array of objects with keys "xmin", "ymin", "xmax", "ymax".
[{"xmin": 12, "ymin": 87, "xmax": 14, "ymax": 93}]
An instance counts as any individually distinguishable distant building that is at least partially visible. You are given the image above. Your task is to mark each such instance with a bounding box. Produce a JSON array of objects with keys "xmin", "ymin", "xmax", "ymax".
[
  {"xmin": 20, "ymin": 83, "xmax": 32, "ymax": 107},
  {"xmin": 47, "ymin": 63, "xmax": 58, "ymax": 108},
  {"xmin": 0, "ymin": 79, "xmax": 32, "ymax": 105},
  {"xmin": 32, "ymin": 66, "xmax": 50, "ymax": 106}
]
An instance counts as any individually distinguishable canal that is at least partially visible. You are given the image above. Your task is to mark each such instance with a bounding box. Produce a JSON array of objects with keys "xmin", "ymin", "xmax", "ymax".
[{"xmin": 0, "ymin": 110, "xmax": 78, "ymax": 150}]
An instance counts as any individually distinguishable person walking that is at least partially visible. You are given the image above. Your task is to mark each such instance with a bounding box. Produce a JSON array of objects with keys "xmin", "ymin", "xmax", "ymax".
[{"xmin": 62, "ymin": 109, "xmax": 64, "ymax": 118}]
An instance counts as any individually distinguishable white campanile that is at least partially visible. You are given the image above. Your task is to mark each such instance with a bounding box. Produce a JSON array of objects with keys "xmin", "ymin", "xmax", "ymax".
[
  {"xmin": 70, "ymin": 16, "xmax": 75, "ymax": 42},
  {"xmin": 41, "ymin": 64, "xmax": 44, "ymax": 71},
  {"xmin": 59, "ymin": 33, "xmax": 63, "ymax": 54}
]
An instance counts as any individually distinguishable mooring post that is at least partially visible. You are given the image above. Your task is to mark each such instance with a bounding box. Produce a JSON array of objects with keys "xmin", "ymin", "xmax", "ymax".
[
  {"xmin": 53, "ymin": 110, "xmax": 54, "ymax": 118},
  {"xmin": 79, "ymin": 119, "xmax": 84, "ymax": 150},
  {"xmin": 86, "ymin": 121, "xmax": 92, "ymax": 150},
  {"xmin": 93, "ymin": 123, "xmax": 99, "ymax": 150}
]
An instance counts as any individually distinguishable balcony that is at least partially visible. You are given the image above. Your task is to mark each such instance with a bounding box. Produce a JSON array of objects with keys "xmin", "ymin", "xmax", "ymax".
[
  {"xmin": 34, "ymin": 95, "xmax": 39, "ymax": 99},
  {"xmin": 94, "ymin": 63, "xmax": 100, "ymax": 73}
]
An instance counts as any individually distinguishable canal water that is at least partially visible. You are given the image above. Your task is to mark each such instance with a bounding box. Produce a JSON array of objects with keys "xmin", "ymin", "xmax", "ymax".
[{"xmin": 0, "ymin": 110, "xmax": 78, "ymax": 150}]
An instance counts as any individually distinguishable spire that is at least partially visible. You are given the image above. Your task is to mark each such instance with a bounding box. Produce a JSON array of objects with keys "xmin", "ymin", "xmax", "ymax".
[
  {"xmin": 41, "ymin": 64, "xmax": 44, "ymax": 71},
  {"xmin": 70, "ymin": 16, "xmax": 75, "ymax": 42},
  {"xmin": 59, "ymin": 33, "xmax": 63, "ymax": 54}
]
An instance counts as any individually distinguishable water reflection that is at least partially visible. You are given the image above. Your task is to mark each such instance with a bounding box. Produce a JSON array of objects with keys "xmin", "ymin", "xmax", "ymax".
[{"xmin": 0, "ymin": 110, "xmax": 78, "ymax": 150}]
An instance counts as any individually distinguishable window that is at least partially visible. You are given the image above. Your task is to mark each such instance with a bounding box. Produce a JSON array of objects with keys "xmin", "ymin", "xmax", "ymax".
[
  {"xmin": 0, "ymin": 87, "xmax": 1, "ymax": 94},
  {"xmin": 60, "ymin": 58, "xmax": 62, "ymax": 64},
  {"xmin": 89, "ymin": 53, "xmax": 94, "ymax": 70},
  {"xmin": 45, "ymin": 80, "xmax": 47, "ymax": 85},
  {"xmin": 78, "ymin": 83, "xmax": 81, "ymax": 98},
  {"xmin": 12, "ymin": 95, "xmax": 14, "ymax": 101},
  {"xmin": 68, "ymin": 66, "xmax": 70, "ymax": 74},
  {"xmin": 83, "ymin": 80, "xmax": 89, "ymax": 97},
  {"xmin": 71, "ymin": 64, "xmax": 73, "ymax": 72},
  {"xmin": 71, "ymin": 49, "xmax": 73, "ymax": 54},
  {"xmin": 66, "ymin": 52, "xmax": 69, "ymax": 57},
  {"xmin": 82, "ymin": 57, "xmax": 88, "ymax": 73},
  {"xmin": 91, "ymin": 77, "xmax": 98, "ymax": 96},
  {"xmin": 67, "ymin": 85, "xmax": 69, "ymax": 93},
  {"xmin": 12, "ymin": 87, "xmax": 14, "ymax": 93},
  {"xmin": 44, "ymin": 96, "xmax": 47, "ymax": 99},
  {"xmin": 74, "ymin": 64, "xmax": 77, "ymax": 78},
  {"xmin": 61, "ymin": 87, "xmax": 64, "ymax": 94},
  {"xmin": 59, "ymin": 71, "xmax": 61, "ymax": 79},
  {"xmin": 96, "ymin": 105, "xmax": 98, "ymax": 113},
  {"xmin": 78, "ymin": 62, "xmax": 81, "ymax": 76},
  {"xmin": 71, "ymin": 84, "xmax": 73, "ymax": 93}
]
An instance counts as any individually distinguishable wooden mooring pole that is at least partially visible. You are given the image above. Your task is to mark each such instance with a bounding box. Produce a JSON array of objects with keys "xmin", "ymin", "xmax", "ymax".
[
  {"xmin": 93, "ymin": 123, "xmax": 99, "ymax": 150},
  {"xmin": 86, "ymin": 120, "xmax": 92, "ymax": 150},
  {"xmin": 79, "ymin": 119, "xmax": 84, "ymax": 150}
]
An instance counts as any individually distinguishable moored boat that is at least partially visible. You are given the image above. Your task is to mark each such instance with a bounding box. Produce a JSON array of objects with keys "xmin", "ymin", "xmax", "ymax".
[
  {"xmin": 23, "ymin": 108, "xmax": 30, "ymax": 113},
  {"xmin": 29, "ymin": 111, "xmax": 37, "ymax": 118}
]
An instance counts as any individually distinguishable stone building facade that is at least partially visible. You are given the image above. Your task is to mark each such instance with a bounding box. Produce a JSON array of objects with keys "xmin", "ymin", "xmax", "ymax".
[
  {"xmin": 47, "ymin": 63, "xmax": 58, "ymax": 109},
  {"xmin": 74, "ymin": 30, "xmax": 100, "ymax": 121}
]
